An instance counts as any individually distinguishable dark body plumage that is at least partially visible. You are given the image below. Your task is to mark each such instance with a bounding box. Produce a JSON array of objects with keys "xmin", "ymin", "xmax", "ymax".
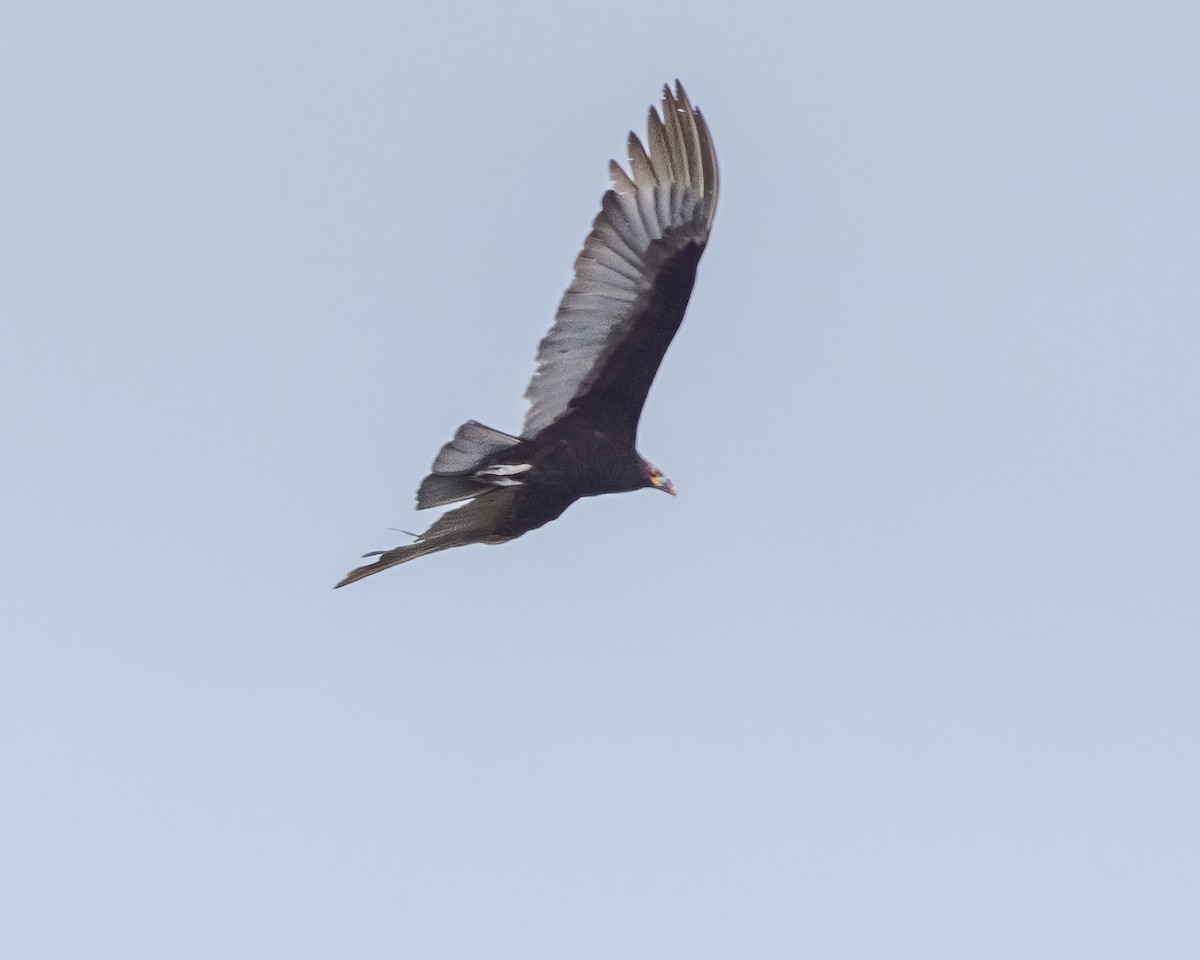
[{"xmin": 337, "ymin": 83, "xmax": 718, "ymax": 588}]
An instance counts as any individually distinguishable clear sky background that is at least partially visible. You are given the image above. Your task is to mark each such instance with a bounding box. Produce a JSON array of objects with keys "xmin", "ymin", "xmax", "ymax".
[{"xmin": 3, "ymin": 1, "xmax": 1198, "ymax": 957}]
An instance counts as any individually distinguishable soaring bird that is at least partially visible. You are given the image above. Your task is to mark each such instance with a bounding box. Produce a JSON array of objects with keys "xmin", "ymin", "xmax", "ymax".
[{"xmin": 337, "ymin": 82, "xmax": 718, "ymax": 587}]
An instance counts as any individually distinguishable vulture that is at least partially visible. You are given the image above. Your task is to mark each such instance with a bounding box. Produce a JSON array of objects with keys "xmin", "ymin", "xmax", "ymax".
[{"xmin": 336, "ymin": 81, "xmax": 718, "ymax": 587}]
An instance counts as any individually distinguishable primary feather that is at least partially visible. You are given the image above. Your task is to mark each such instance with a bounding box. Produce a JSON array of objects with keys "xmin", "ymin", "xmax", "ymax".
[{"xmin": 521, "ymin": 83, "xmax": 719, "ymax": 440}]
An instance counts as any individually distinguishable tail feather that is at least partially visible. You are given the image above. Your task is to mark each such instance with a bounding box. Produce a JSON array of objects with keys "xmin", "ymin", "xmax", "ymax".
[
  {"xmin": 432, "ymin": 420, "xmax": 519, "ymax": 475},
  {"xmin": 416, "ymin": 420, "xmax": 525, "ymax": 509}
]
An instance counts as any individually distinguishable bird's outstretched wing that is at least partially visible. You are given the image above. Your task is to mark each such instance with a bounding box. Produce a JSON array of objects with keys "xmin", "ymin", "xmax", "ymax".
[
  {"xmin": 522, "ymin": 81, "xmax": 719, "ymax": 444},
  {"xmin": 334, "ymin": 487, "xmax": 573, "ymax": 587}
]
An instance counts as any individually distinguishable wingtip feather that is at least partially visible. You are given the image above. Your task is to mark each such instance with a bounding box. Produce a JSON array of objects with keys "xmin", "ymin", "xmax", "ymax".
[{"xmin": 519, "ymin": 81, "xmax": 718, "ymax": 437}]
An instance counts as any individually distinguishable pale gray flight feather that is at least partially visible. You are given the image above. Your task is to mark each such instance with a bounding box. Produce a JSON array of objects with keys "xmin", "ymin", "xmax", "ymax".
[
  {"xmin": 521, "ymin": 81, "xmax": 719, "ymax": 438},
  {"xmin": 336, "ymin": 488, "xmax": 522, "ymax": 587}
]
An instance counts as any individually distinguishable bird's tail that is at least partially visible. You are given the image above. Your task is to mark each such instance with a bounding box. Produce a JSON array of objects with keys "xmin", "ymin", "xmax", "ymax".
[
  {"xmin": 416, "ymin": 420, "xmax": 522, "ymax": 509},
  {"xmin": 431, "ymin": 420, "xmax": 520, "ymax": 473}
]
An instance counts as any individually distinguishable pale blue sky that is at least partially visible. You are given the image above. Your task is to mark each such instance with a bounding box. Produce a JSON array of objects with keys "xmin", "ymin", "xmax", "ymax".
[{"xmin": 3, "ymin": 1, "xmax": 1199, "ymax": 957}]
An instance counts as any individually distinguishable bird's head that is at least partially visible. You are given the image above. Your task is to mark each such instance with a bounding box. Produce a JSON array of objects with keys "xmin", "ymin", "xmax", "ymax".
[{"xmin": 644, "ymin": 462, "xmax": 676, "ymax": 496}]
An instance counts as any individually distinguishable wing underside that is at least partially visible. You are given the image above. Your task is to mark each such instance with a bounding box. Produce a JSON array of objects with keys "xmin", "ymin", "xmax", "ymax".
[
  {"xmin": 335, "ymin": 487, "xmax": 573, "ymax": 587},
  {"xmin": 521, "ymin": 81, "xmax": 719, "ymax": 440}
]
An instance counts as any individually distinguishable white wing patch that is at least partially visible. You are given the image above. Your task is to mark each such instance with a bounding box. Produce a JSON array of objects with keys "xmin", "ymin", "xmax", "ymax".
[
  {"xmin": 521, "ymin": 82, "xmax": 719, "ymax": 438},
  {"xmin": 474, "ymin": 463, "xmax": 533, "ymax": 487}
]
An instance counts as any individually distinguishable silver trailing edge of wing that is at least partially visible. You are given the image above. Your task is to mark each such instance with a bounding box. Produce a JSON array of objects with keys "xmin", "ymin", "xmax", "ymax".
[
  {"xmin": 335, "ymin": 488, "xmax": 522, "ymax": 587},
  {"xmin": 521, "ymin": 81, "xmax": 719, "ymax": 438}
]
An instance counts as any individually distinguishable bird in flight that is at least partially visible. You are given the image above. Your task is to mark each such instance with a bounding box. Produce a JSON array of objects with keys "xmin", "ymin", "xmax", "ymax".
[{"xmin": 337, "ymin": 81, "xmax": 718, "ymax": 587}]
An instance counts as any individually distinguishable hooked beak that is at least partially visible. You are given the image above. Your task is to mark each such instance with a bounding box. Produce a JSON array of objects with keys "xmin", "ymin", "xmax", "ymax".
[{"xmin": 651, "ymin": 474, "xmax": 677, "ymax": 496}]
